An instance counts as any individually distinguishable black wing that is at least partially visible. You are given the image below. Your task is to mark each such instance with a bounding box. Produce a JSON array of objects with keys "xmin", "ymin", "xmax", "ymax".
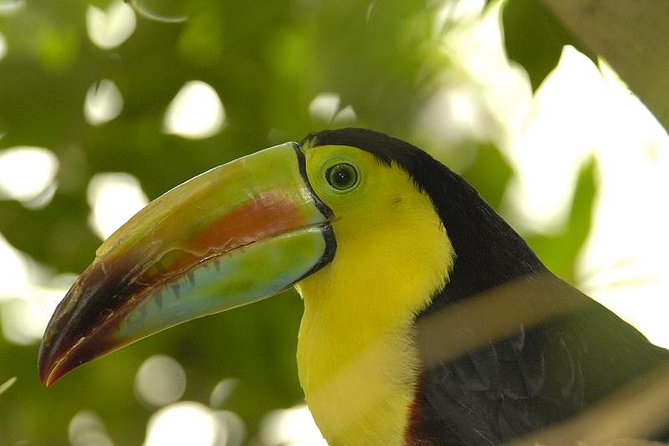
[{"xmin": 412, "ymin": 277, "xmax": 669, "ymax": 446}]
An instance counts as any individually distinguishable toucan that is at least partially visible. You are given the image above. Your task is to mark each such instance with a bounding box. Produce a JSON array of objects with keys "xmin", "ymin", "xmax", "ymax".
[{"xmin": 39, "ymin": 128, "xmax": 669, "ymax": 445}]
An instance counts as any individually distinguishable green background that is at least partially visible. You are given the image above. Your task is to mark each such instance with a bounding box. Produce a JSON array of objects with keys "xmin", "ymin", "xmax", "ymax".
[{"xmin": 0, "ymin": 0, "xmax": 665, "ymax": 444}]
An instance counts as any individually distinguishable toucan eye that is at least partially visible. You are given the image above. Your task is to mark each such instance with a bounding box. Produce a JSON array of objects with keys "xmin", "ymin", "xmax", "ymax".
[{"xmin": 325, "ymin": 163, "xmax": 359, "ymax": 191}]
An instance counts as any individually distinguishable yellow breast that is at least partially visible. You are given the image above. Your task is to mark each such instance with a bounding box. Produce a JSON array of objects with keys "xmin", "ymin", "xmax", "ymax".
[
  {"xmin": 297, "ymin": 299, "xmax": 419, "ymax": 446},
  {"xmin": 294, "ymin": 146, "xmax": 454, "ymax": 445}
]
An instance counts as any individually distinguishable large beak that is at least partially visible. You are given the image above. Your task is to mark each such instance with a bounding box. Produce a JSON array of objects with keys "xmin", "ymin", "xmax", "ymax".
[{"xmin": 38, "ymin": 142, "xmax": 334, "ymax": 386}]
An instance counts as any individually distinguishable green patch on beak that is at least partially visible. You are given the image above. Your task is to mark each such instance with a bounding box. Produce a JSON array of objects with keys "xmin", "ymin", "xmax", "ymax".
[{"xmin": 39, "ymin": 142, "xmax": 334, "ymax": 386}]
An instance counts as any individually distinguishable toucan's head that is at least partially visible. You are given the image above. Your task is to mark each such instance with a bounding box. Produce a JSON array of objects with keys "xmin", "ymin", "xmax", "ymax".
[{"xmin": 39, "ymin": 128, "xmax": 535, "ymax": 386}]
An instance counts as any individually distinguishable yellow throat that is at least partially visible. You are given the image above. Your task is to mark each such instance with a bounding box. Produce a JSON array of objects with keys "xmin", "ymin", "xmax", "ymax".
[{"xmin": 295, "ymin": 144, "xmax": 454, "ymax": 446}]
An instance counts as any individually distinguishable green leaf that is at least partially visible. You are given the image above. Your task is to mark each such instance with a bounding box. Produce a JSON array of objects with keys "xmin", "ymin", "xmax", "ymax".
[
  {"xmin": 502, "ymin": 0, "xmax": 594, "ymax": 90},
  {"xmin": 462, "ymin": 143, "xmax": 513, "ymax": 210}
]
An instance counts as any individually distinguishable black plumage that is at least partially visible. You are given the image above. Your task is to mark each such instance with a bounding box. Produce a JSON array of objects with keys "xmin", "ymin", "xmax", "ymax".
[{"xmin": 305, "ymin": 128, "xmax": 669, "ymax": 445}]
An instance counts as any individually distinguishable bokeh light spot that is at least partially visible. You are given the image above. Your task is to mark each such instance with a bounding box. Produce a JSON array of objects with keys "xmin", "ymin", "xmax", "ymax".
[
  {"xmin": 214, "ymin": 411, "xmax": 245, "ymax": 446},
  {"xmin": 0, "ymin": 0, "xmax": 25, "ymax": 16},
  {"xmin": 0, "ymin": 32, "xmax": 7, "ymax": 60},
  {"xmin": 209, "ymin": 378, "xmax": 237, "ymax": 409},
  {"xmin": 145, "ymin": 402, "xmax": 227, "ymax": 446},
  {"xmin": 0, "ymin": 146, "xmax": 58, "ymax": 205},
  {"xmin": 260, "ymin": 405, "xmax": 327, "ymax": 446},
  {"xmin": 309, "ymin": 93, "xmax": 339, "ymax": 122},
  {"xmin": 87, "ymin": 173, "xmax": 149, "ymax": 240},
  {"xmin": 135, "ymin": 354, "xmax": 187, "ymax": 407},
  {"xmin": 0, "ymin": 234, "xmax": 29, "ymax": 300},
  {"xmin": 163, "ymin": 81, "xmax": 226, "ymax": 139},
  {"xmin": 84, "ymin": 79, "xmax": 124, "ymax": 126},
  {"xmin": 1, "ymin": 298, "xmax": 46, "ymax": 345},
  {"xmin": 308, "ymin": 92, "xmax": 357, "ymax": 124},
  {"xmin": 0, "ymin": 271, "xmax": 74, "ymax": 345},
  {"xmin": 334, "ymin": 104, "xmax": 356, "ymax": 124},
  {"xmin": 68, "ymin": 410, "xmax": 114, "ymax": 446},
  {"xmin": 0, "ymin": 232, "xmax": 76, "ymax": 346},
  {"xmin": 503, "ymin": 47, "xmax": 601, "ymax": 233},
  {"xmin": 86, "ymin": 0, "xmax": 136, "ymax": 50}
]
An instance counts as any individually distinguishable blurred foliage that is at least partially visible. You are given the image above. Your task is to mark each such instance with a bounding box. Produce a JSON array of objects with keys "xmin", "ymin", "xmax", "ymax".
[
  {"xmin": 0, "ymin": 0, "xmax": 660, "ymax": 444},
  {"xmin": 500, "ymin": 0, "xmax": 669, "ymax": 131},
  {"xmin": 501, "ymin": 0, "xmax": 593, "ymax": 90},
  {"xmin": 526, "ymin": 157, "xmax": 597, "ymax": 284},
  {"xmin": 0, "ymin": 0, "xmax": 458, "ymax": 443}
]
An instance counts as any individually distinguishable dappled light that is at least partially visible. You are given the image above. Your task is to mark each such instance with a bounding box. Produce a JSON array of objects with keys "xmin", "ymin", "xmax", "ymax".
[
  {"xmin": 0, "ymin": 31, "xmax": 6, "ymax": 60},
  {"xmin": 86, "ymin": 172, "xmax": 149, "ymax": 240},
  {"xmin": 0, "ymin": 234, "xmax": 74, "ymax": 344},
  {"xmin": 86, "ymin": 1, "xmax": 136, "ymax": 50},
  {"xmin": 2, "ymin": 297, "xmax": 49, "ymax": 345},
  {"xmin": 84, "ymin": 79, "xmax": 124, "ymax": 126},
  {"xmin": 308, "ymin": 92, "xmax": 357, "ymax": 125},
  {"xmin": 145, "ymin": 401, "xmax": 227, "ymax": 446},
  {"xmin": 68, "ymin": 410, "xmax": 114, "ymax": 446},
  {"xmin": 414, "ymin": 0, "xmax": 530, "ymax": 168},
  {"xmin": 495, "ymin": 47, "xmax": 669, "ymax": 349},
  {"xmin": 209, "ymin": 378, "xmax": 238, "ymax": 409},
  {"xmin": 135, "ymin": 354, "xmax": 187, "ymax": 407},
  {"xmin": 0, "ymin": 234, "xmax": 30, "ymax": 300},
  {"xmin": 163, "ymin": 81, "xmax": 226, "ymax": 139},
  {"xmin": 260, "ymin": 405, "xmax": 327, "ymax": 446},
  {"xmin": 0, "ymin": 146, "xmax": 58, "ymax": 206},
  {"xmin": 2, "ymin": 0, "xmax": 669, "ymax": 444},
  {"xmin": 0, "ymin": 0, "xmax": 24, "ymax": 16},
  {"xmin": 216, "ymin": 411, "xmax": 246, "ymax": 446},
  {"xmin": 503, "ymin": 47, "xmax": 606, "ymax": 233}
]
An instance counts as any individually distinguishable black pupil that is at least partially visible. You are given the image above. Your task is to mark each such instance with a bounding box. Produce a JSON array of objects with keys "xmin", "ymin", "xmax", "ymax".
[{"xmin": 327, "ymin": 163, "xmax": 357, "ymax": 190}]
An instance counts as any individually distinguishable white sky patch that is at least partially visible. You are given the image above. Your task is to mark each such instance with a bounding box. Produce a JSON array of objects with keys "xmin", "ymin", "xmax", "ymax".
[
  {"xmin": 308, "ymin": 92, "xmax": 357, "ymax": 125},
  {"xmin": 86, "ymin": 0, "xmax": 136, "ymax": 50},
  {"xmin": 144, "ymin": 402, "xmax": 228, "ymax": 446},
  {"xmin": 502, "ymin": 48, "xmax": 602, "ymax": 233},
  {"xmin": 417, "ymin": 0, "xmax": 531, "ymax": 157},
  {"xmin": 85, "ymin": 79, "xmax": 124, "ymax": 126},
  {"xmin": 494, "ymin": 46, "xmax": 669, "ymax": 347},
  {"xmin": 576, "ymin": 62, "xmax": 669, "ymax": 348},
  {"xmin": 260, "ymin": 405, "xmax": 327, "ymax": 446},
  {"xmin": 423, "ymin": 4, "xmax": 669, "ymax": 349},
  {"xmin": 163, "ymin": 81, "xmax": 226, "ymax": 139},
  {"xmin": 135, "ymin": 354, "xmax": 187, "ymax": 407},
  {"xmin": 0, "ymin": 146, "xmax": 59, "ymax": 206},
  {"xmin": 87, "ymin": 172, "xmax": 149, "ymax": 240},
  {"xmin": 416, "ymin": 85, "xmax": 493, "ymax": 152}
]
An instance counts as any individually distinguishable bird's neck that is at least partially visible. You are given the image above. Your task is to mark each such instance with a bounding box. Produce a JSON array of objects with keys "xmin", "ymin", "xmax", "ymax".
[
  {"xmin": 295, "ymin": 202, "xmax": 453, "ymax": 446},
  {"xmin": 297, "ymin": 305, "xmax": 418, "ymax": 446},
  {"xmin": 420, "ymin": 168, "xmax": 546, "ymax": 314}
]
